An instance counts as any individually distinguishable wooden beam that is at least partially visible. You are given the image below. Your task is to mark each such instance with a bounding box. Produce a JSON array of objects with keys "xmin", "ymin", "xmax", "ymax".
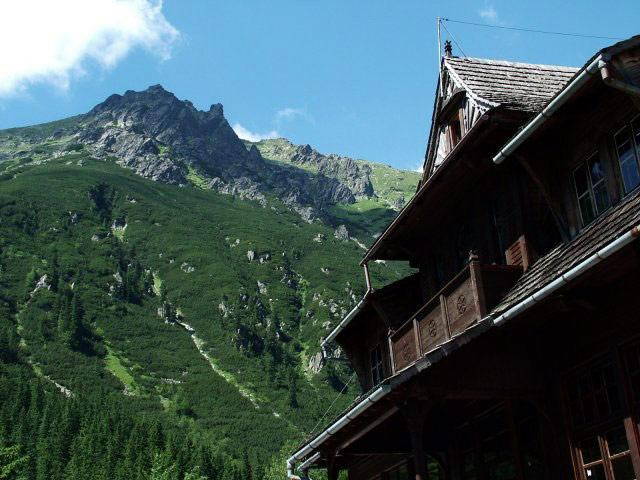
[
  {"xmin": 338, "ymin": 406, "xmax": 399, "ymax": 452},
  {"xmin": 404, "ymin": 400, "xmax": 432, "ymax": 480}
]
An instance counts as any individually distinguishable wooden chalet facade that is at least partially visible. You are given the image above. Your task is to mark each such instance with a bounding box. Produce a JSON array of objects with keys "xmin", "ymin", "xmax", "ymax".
[{"xmin": 288, "ymin": 36, "xmax": 640, "ymax": 480}]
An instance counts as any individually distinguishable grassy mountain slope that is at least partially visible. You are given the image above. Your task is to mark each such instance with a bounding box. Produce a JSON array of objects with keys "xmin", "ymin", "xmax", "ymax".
[
  {"xmin": 0, "ymin": 118, "xmax": 417, "ymax": 478},
  {"xmin": 252, "ymin": 138, "xmax": 420, "ymax": 239}
]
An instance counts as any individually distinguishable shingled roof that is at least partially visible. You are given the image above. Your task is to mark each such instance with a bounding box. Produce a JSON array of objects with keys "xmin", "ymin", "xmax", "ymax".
[{"xmin": 444, "ymin": 56, "xmax": 578, "ymax": 112}]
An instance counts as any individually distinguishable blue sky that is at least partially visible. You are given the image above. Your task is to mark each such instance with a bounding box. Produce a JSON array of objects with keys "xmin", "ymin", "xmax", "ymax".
[{"xmin": 0, "ymin": 1, "xmax": 637, "ymax": 171}]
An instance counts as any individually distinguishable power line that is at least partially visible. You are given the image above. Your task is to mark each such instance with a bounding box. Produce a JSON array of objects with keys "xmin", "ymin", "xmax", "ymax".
[
  {"xmin": 306, "ymin": 371, "xmax": 356, "ymax": 439},
  {"xmin": 442, "ymin": 18, "xmax": 624, "ymax": 41},
  {"xmin": 439, "ymin": 19, "xmax": 468, "ymax": 57}
]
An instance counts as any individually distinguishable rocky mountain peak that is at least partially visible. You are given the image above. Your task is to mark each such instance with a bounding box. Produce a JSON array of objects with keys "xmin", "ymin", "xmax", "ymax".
[{"xmin": 73, "ymin": 86, "xmax": 373, "ymax": 222}]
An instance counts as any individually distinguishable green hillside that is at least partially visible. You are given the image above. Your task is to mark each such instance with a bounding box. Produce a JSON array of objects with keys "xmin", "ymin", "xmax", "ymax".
[
  {"xmin": 252, "ymin": 138, "xmax": 421, "ymax": 240},
  {"xmin": 0, "ymin": 119, "xmax": 415, "ymax": 479}
]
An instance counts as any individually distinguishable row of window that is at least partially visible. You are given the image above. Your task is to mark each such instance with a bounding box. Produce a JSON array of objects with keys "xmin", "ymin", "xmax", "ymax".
[
  {"xmin": 565, "ymin": 344, "xmax": 640, "ymax": 480},
  {"xmin": 573, "ymin": 117, "xmax": 640, "ymax": 227}
]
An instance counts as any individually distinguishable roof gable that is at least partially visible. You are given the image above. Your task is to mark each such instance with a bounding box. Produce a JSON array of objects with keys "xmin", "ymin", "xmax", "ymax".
[{"xmin": 444, "ymin": 56, "xmax": 578, "ymax": 112}]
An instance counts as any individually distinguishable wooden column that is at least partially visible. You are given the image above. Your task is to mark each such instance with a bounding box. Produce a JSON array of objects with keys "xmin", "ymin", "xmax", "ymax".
[
  {"xmin": 405, "ymin": 400, "xmax": 430, "ymax": 480},
  {"xmin": 327, "ymin": 452, "xmax": 339, "ymax": 480}
]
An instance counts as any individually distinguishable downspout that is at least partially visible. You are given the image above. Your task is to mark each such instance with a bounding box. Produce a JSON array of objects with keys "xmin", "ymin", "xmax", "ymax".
[
  {"xmin": 286, "ymin": 385, "xmax": 391, "ymax": 478},
  {"xmin": 363, "ymin": 261, "xmax": 372, "ymax": 292},
  {"xmin": 494, "ymin": 224, "xmax": 640, "ymax": 325},
  {"xmin": 321, "ymin": 262, "xmax": 373, "ymax": 351}
]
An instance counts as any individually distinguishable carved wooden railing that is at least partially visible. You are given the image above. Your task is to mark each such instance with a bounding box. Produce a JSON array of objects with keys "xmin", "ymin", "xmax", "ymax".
[{"xmin": 389, "ymin": 258, "xmax": 522, "ymax": 373}]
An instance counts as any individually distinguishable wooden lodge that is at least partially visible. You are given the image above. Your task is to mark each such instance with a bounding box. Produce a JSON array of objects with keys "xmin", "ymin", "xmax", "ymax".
[{"xmin": 288, "ymin": 35, "xmax": 640, "ymax": 480}]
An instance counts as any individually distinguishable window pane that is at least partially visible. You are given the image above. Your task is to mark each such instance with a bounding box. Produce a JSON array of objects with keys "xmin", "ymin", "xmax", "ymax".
[
  {"xmin": 616, "ymin": 127, "xmax": 640, "ymax": 193},
  {"xmin": 593, "ymin": 183, "xmax": 610, "ymax": 214},
  {"xmin": 606, "ymin": 426, "xmax": 630, "ymax": 456},
  {"xmin": 575, "ymin": 164, "xmax": 590, "ymax": 196},
  {"xmin": 580, "ymin": 195, "xmax": 596, "ymax": 225},
  {"xmin": 590, "ymin": 156, "xmax": 606, "ymax": 184},
  {"xmin": 584, "ymin": 464, "xmax": 606, "ymax": 480},
  {"xmin": 611, "ymin": 455, "xmax": 636, "ymax": 479},
  {"xmin": 581, "ymin": 436, "xmax": 602, "ymax": 464}
]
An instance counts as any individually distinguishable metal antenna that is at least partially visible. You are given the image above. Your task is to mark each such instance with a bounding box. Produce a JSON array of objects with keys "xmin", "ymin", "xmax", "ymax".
[{"xmin": 437, "ymin": 16, "xmax": 443, "ymax": 97}]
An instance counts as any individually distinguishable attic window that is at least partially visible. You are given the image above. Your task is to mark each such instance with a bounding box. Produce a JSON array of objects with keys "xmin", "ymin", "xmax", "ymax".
[
  {"xmin": 448, "ymin": 116, "xmax": 462, "ymax": 149},
  {"xmin": 369, "ymin": 344, "xmax": 384, "ymax": 386},
  {"xmin": 614, "ymin": 117, "xmax": 640, "ymax": 194},
  {"xmin": 573, "ymin": 153, "xmax": 610, "ymax": 227}
]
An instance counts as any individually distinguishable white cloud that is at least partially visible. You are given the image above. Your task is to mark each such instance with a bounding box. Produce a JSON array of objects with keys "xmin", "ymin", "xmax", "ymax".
[
  {"xmin": 479, "ymin": 5, "xmax": 499, "ymax": 22},
  {"xmin": 232, "ymin": 123, "xmax": 279, "ymax": 142},
  {"xmin": 0, "ymin": 0, "xmax": 179, "ymax": 97},
  {"xmin": 275, "ymin": 107, "xmax": 313, "ymax": 125},
  {"xmin": 414, "ymin": 162, "xmax": 424, "ymax": 174}
]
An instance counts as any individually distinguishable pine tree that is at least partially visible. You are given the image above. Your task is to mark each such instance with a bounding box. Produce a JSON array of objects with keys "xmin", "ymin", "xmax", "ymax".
[
  {"xmin": 288, "ymin": 369, "xmax": 299, "ymax": 408},
  {"xmin": 242, "ymin": 449, "xmax": 253, "ymax": 480},
  {"xmin": 149, "ymin": 452, "xmax": 178, "ymax": 480},
  {"xmin": 22, "ymin": 267, "xmax": 37, "ymax": 303},
  {"xmin": 69, "ymin": 293, "xmax": 84, "ymax": 350},
  {"xmin": 50, "ymin": 250, "xmax": 60, "ymax": 294},
  {"xmin": 0, "ymin": 444, "xmax": 29, "ymax": 480}
]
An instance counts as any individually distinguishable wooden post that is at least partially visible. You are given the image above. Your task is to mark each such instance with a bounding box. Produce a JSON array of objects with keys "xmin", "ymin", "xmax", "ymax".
[
  {"xmin": 468, "ymin": 251, "xmax": 487, "ymax": 318},
  {"xmin": 327, "ymin": 452, "xmax": 339, "ymax": 480},
  {"xmin": 405, "ymin": 400, "xmax": 430, "ymax": 480}
]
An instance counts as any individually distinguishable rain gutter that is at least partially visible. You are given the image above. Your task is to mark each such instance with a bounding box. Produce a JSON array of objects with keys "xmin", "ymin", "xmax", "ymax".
[
  {"xmin": 493, "ymin": 54, "xmax": 605, "ymax": 165},
  {"xmin": 494, "ymin": 224, "xmax": 640, "ymax": 324}
]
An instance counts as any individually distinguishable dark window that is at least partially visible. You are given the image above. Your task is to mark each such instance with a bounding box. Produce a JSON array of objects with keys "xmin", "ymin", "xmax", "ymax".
[
  {"xmin": 577, "ymin": 426, "xmax": 635, "ymax": 480},
  {"xmin": 614, "ymin": 118, "xmax": 640, "ymax": 194},
  {"xmin": 623, "ymin": 343, "xmax": 640, "ymax": 405},
  {"xmin": 573, "ymin": 154, "xmax": 610, "ymax": 226},
  {"xmin": 566, "ymin": 358, "xmax": 638, "ymax": 480},
  {"xmin": 369, "ymin": 344, "xmax": 384, "ymax": 386},
  {"xmin": 566, "ymin": 361, "xmax": 622, "ymax": 427},
  {"xmin": 449, "ymin": 118, "xmax": 462, "ymax": 148}
]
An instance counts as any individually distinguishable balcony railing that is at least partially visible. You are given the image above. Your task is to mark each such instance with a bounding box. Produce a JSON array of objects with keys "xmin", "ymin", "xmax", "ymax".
[{"xmin": 389, "ymin": 257, "xmax": 522, "ymax": 373}]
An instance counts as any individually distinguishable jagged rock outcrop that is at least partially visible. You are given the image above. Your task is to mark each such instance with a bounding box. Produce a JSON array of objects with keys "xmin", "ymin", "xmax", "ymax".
[
  {"xmin": 75, "ymin": 85, "xmax": 365, "ymax": 220},
  {"xmin": 255, "ymin": 138, "xmax": 374, "ymax": 199}
]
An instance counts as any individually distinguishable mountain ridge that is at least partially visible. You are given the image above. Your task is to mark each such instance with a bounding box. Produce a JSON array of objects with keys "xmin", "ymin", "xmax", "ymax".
[{"xmin": 0, "ymin": 86, "xmax": 418, "ymax": 478}]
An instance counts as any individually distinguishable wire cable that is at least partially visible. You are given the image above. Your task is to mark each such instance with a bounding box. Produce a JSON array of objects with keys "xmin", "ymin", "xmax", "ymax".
[
  {"xmin": 305, "ymin": 371, "xmax": 357, "ymax": 439},
  {"xmin": 440, "ymin": 19, "xmax": 468, "ymax": 57},
  {"xmin": 442, "ymin": 18, "xmax": 624, "ymax": 41}
]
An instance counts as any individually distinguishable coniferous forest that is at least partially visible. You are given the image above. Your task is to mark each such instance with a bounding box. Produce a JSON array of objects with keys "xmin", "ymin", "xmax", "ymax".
[{"xmin": 0, "ymin": 117, "xmax": 418, "ymax": 479}]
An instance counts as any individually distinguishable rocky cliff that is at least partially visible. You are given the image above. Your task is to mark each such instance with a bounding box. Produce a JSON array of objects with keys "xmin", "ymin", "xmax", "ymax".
[{"xmin": 76, "ymin": 85, "xmax": 365, "ymax": 221}]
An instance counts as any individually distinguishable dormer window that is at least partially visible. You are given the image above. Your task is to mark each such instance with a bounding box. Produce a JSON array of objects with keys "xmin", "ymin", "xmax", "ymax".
[
  {"xmin": 369, "ymin": 344, "xmax": 384, "ymax": 386},
  {"xmin": 573, "ymin": 153, "xmax": 610, "ymax": 227},
  {"xmin": 448, "ymin": 115, "xmax": 462, "ymax": 150},
  {"xmin": 614, "ymin": 117, "xmax": 640, "ymax": 194}
]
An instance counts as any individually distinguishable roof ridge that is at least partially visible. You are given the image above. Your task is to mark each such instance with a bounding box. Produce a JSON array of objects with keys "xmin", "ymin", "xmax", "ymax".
[{"xmin": 446, "ymin": 56, "xmax": 579, "ymax": 72}]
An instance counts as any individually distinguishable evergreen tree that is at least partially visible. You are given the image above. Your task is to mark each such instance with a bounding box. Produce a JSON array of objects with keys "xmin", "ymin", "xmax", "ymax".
[
  {"xmin": 22, "ymin": 267, "xmax": 37, "ymax": 303},
  {"xmin": 242, "ymin": 449, "xmax": 253, "ymax": 480},
  {"xmin": 150, "ymin": 452, "xmax": 178, "ymax": 480},
  {"xmin": 288, "ymin": 369, "xmax": 299, "ymax": 408},
  {"xmin": 0, "ymin": 444, "xmax": 28, "ymax": 480},
  {"xmin": 69, "ymin": 293, "xmax": 84, "ymax": 350},
  {"xmin": 50, "ymin": 250, "xmax": 60, "ymax": 294}
]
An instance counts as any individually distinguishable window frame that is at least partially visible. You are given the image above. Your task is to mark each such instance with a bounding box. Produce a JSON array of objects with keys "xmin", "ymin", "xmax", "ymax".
[
  {"xmin": 572, "ymin": 152, "xmax": 611, "ymax": 227},
  {"xmin": 369, "ymin": 343, "xmax": 385, "ymax": 386},
  {"xmin": 614, "ymin": 115, "xmax": 640, "ymax": 195},
  {"xmin": 562, "ymin": 355, "xmax": 640, "ymax": 480}
]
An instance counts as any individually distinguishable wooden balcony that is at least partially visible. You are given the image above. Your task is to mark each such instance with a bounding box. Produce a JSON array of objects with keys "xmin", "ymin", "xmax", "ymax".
[{"xmin": 389, "ymin": 258, "xmax": 522, "ymax": 373}]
